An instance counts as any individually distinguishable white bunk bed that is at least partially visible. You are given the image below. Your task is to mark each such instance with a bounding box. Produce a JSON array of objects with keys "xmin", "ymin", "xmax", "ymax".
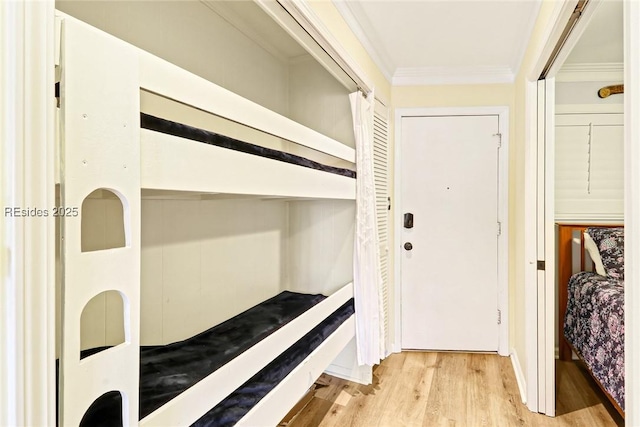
[{"xmin": 56, "ymin": 12, "xmax": 356, "ymax": 427}]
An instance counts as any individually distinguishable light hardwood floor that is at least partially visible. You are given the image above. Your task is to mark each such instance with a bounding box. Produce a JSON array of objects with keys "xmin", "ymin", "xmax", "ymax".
[{"xmin": 288, "ymin": 352, "xmax": 624, "ymax": 427}]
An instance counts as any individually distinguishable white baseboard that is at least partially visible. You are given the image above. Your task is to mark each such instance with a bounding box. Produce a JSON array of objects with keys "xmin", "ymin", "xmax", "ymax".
[
  {"xmin": 510, "ymin": 349, "xmax": 527, "ymax": 404},
  {"xmin": 324, "ymin": 363, "xmax": 372, "ymax": 385}
]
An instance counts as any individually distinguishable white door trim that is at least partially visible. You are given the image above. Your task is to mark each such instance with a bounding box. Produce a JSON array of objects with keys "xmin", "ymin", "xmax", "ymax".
[
  {"xmin": 522, "ymin": 1, "xmax": 574, "ymax": 412},
  {"xmin": 527, "ymin": 1, "xmax": 578, "ymax": 81},
  {"xmin": 1, "ymin": 1, "xmax": 56, "ymax": 425},
  {"xmin": 523, "ymin": 79, "xmax": 539, "ymax": 411},
  {"xmin": 543, "ymin": 78, "xmax": 556, "ymax": 416},
  {"xmin": 393, "ymin": 106, "xmax": 509, "ymax": 356}
]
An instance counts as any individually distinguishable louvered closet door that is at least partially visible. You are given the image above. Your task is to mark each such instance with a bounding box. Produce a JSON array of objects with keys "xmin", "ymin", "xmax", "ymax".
[
  {"xmin": 555, "ymin": 112, "xmax": 624, "ymax": 221},
  {"xmin": 373, "ymin": 100, "xmax": 390, "ymax": 353}
]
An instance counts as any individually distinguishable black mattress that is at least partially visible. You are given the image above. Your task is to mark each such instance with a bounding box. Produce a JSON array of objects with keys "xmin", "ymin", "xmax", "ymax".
[
  {"xmin": 70, "ymin": 291, "xmax": 354, "ymax": 426},
  {"xmin": 140, "ymin": 113, "xmax": 356, "ymax": 179},
  {"xmin": 192, "ymin": 301, "xmax": 354, "ymax": 427}
]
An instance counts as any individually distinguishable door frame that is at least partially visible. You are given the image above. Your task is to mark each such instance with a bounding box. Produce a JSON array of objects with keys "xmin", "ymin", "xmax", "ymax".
[
  {"xmin": 393, "ymin": 106, "xmax": 510, "ymax": 356},
  {"xmin": 625, "ymin": 4, "xmax": 640, "ymax": 421},
  {"xmin": 1, "ymin": 0, "xmax": 56, "ymax": 425}
]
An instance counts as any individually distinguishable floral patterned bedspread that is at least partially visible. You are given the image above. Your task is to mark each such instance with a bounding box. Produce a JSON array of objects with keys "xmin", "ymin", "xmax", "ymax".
[{"xmin": 564, "ymin": 271, "xmax": 625, "ymax": 410}]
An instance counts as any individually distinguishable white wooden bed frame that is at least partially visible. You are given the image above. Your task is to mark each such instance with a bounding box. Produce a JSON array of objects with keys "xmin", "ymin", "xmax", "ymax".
[{"xmin": 56, "ymin": 13, "xmax": 356, "ymax": 427}]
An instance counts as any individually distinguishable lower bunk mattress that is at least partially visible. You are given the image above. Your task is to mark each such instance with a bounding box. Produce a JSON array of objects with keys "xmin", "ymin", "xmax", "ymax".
[
  {"xmin": 563, "ymin": 271, "xmax": 625, "ymax": 410},
  {"xmin": 65, "ymin": 291, "xmax": 354, "ymax": 426}
]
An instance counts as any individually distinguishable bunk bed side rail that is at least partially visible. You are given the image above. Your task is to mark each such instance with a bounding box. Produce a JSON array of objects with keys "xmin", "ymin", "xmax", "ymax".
[
  {"xmin": 237, "ymin": 316, "xmax": 356, "ymax": 426},
  {"xmin": 138, "ymin": 50, "xmax": 356, "ymax": 164},
  {"xmin": 139, "ymin": 282, "xmax": 354, "ymax": 427},
  {"xmin": 140, "ymin": 130, "xmax": 356, "ymax": 199}
]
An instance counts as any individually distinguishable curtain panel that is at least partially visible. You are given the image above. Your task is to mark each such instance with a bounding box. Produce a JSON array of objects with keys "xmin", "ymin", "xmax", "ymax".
[{"xmin": 350, "ymin": 91, "xmax": 385, "ymax": 366}]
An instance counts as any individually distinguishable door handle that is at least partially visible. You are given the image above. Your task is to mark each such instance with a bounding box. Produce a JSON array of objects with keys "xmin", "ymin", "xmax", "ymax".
[
  {"xmin": 404, "ymin": 242, "xmax": 413, "ymax": 251},
  {"xmin": 404, "ymin": 213, "xmax": 414, "ymax": 229}
]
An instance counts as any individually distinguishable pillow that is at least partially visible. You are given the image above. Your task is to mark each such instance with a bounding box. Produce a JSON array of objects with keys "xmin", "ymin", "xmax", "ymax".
[
  {"xmin": 586, "ymin": 227, "xmax": 625, "ymax": 280},
  {"xmin": 583, "ymin": 232, "xmax": 606, "ymax": 276}
]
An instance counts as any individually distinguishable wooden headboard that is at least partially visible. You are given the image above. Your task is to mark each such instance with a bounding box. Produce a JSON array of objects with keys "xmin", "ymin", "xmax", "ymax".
[{"xmin": 557, "ymin": 223, "xmax": 622, "ymax": 361}]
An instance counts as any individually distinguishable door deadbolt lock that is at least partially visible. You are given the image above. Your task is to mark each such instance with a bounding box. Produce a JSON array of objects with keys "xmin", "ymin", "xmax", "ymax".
[
  {"xmin": 404, "ymin": 242, "xmax": 413, "ymax": 251},
  {"xmin": 404, "ymin": 213, "xmax": 414, "ymax": 229}
]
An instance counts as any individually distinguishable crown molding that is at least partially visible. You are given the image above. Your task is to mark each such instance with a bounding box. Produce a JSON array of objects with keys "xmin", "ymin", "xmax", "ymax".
[
  {"xmin": 556, "ymin": 62, "xmax": 624, "ymax": 82},
  {"xmin": 331, "ymin": 0, "xmax": 394, "ymax": 83},
  {"xmin": 392, "ymin": 66, "xmax": 515, "ymax": 86}
]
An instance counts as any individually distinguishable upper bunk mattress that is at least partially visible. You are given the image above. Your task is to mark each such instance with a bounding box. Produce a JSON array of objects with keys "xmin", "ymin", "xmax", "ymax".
[
  {"xmin": 563, "ymin": 271, "xmax": 625, "ymax": 410},
  {"xmin": 140, "ymin": 113, "xmax": 356, "ymax": 179}
]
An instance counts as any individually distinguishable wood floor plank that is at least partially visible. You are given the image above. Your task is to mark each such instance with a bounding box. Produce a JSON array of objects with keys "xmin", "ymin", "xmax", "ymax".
[
  {"xmin": 465, "ymin": 354, "xmax": 497, "ymax": 426},
  {"xmin": 344, "ymin": 361, "xmax": 400, "ymax": 426},
  {"xmin": 394, "ymin": 352, "xmax": 437, "ymax": 426},
  {"xmin": 423, "ymin": 353, "xmax": 468, "ymax": 426},
  {"xmin": 287, "ymin": 352, "xmax": 622, "ymax": 427},
  {"xmin": 495, "ymin": 354, "xmax": 529, "ymax": 426}
]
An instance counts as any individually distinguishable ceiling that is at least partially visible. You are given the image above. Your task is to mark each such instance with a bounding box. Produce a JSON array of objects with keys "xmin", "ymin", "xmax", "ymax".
[
  {"xmin": 334, "ymin": 0, "xmax": 542, "ymax": 85},
  {"xmin": 564, "ymin": 0, "xmax": 623, "ymax": 65},
  {"xmin": 203, "ymin": 0, "xmax": 622, "ymax": 86}
]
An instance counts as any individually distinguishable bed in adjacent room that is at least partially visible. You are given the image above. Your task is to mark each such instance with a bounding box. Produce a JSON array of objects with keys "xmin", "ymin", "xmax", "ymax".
[{"xmin": 558, "ymin": 224, "xmax": 625, "ymax": 416}]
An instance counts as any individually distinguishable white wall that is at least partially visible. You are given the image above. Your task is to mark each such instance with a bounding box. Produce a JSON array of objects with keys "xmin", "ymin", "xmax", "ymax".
[
  {"xmin": 141, "ymin": 198, "xmax": 288, "ymax": 344},
  {"xmin": 286, "ymin": 200, "xmax": 355, "ymax": 296},
  {"xmin": 56, "ymin": 0, "xmax": 290, "ymax": 115},
  {"xmin": 286, "ymin": 199, "xmax": 361, "ymax": 382},
  {"xmin": 288, "ymin": 56, "xmax": 355, "ymax": 148},
  {"xmin": 556, "ymin": 81, "xmax": 624, "ymax": 105}
]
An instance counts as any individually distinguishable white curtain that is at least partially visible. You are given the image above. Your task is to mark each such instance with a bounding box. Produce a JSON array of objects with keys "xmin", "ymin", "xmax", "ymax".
[{"xmin": 350, "ymin": 90, "xmax": 385, "ymax": 366}]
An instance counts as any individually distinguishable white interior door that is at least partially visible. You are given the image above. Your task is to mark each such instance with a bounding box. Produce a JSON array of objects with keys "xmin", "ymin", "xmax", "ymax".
[{"xmin": 400, "ymin": 115, "xmax": 500, "ymax": 351}]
